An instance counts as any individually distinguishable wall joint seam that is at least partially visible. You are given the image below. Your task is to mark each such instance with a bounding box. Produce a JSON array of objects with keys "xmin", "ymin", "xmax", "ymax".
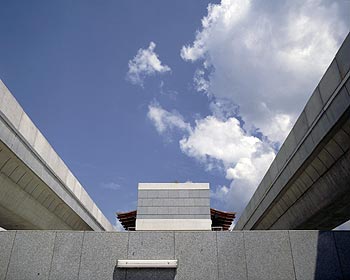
[{"xmin": 4, "ymin": 230, "xmax": 17, "ymax": 280}]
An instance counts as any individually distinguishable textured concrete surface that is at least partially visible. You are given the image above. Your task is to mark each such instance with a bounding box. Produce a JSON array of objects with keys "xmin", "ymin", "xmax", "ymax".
[
  {"xmin": 217, "ymin": 232, "xmax": 247, "ymax": 280},
  {"xmin": 245, "ymin": 231, "xmax": 295, "ymax": 280},
  {"xmin": 126, "ymin": 232, "xmax": 175, "ymax": 280},
  {"xmin": 49, "ymin": 232, "xmax": 84, "ymax": 280},
  {"xmin": 80, "ymin": 232, "xmax": 128, "ymax": 280},
  {"xmin": 0, "ymin": 231, "xmax": 15, "ymax": 280},
  {"xmin": 6, "ymin": 231, "xmax": 56, "ymax": 280},
  {"xmin": 235, "ymin": 32, "xmax": 350, "ymax": 230},
  {"xmin": 128, "ymin": 232, "xmax": 174, "ymax": 260},
  {"xmin": 0, "ymin": 80, "xmax": 114, "ymax": 231},
  {"xmin": 289, "ymin": 231, "xmax": 342, "ymax": 280},
  {"xmin": 333, "ymin": 231, "xmax": 350, "ymax": 278},
  {"xmin": 175, "ymin": 232, "xmax": 218, "ymax": 280},
  {"xmin": 0, "ymin": 230, "xmax": 349, "ymax": 280}
]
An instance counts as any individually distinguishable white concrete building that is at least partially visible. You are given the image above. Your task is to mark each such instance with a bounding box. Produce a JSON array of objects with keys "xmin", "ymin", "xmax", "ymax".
[{"xmin": 136, "ymin": 183, "xmax": 212, "ymax": 231}]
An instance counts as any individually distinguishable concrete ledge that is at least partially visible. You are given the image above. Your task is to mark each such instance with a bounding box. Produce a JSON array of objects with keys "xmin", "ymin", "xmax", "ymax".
[
  {"xmin": 138, "ymin": 183, "xmax": 209, "ymax": 190},
  {"xmin": 135, "ymin": 219, "xmax": 212, "ymax": 231},
  {"xmin": 117, "ymin": 260, "xmax": 177, "ymax": 268}
]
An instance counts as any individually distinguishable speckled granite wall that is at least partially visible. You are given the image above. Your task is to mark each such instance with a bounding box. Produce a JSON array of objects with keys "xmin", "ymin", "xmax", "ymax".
[{"xmin": 0, "ymin": 230, "xmax": 349, "ymax": 280}]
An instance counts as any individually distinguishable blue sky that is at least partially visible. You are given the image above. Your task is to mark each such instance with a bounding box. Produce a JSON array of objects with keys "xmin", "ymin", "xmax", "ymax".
[{"xmin": 1, "ymin": 0, "xmax": 349, "ymax": 228}]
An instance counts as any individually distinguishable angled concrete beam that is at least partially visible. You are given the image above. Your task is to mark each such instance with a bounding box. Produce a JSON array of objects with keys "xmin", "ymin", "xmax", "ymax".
[
  {"xmin": 0, "ymin": 80, "xmax": 114, "ymax": 231},
  {"xmin": 235, "ymin": 32, "xmax": 350, "ymax": 230}
]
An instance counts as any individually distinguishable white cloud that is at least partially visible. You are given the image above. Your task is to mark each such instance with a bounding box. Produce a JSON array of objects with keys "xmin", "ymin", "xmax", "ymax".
[
  {"xmin": 210, "ymin": 149, "xmax": 275, "ymax": 214},
  {"xmin": 193, "ymin": 69, "xmax": 210, "ymax": 93},
  {"xmin": 179, "ymin": 116, "xmax": 262, "ymax": 167},
  {"xmin": 222, "ymin": 150, "xmax": 275, "ymax": 212},
  {"xmin": 178, "ymin": 114, "xmax": 275, "ymax": 212},
  {"xmin": 100, "ymin": 182, "xmax": 121, "ymax": 191},
  {"xmin": 148, "ymin": 103, "xmax": 276, "ymax": 212},
  {"xmin": 127, "ymin": 42, "xmax": 171, "ymax": 86},
  {"xmin": 181, "ymin": 0, "xmax": 348, "ymax": 144},
  {"xmin": 147, "ymin": 0, "xmax": 349, "ymax": 217},
  {"xmin": 147, "ymin": 102, "xmax": 191, "ymax": 135}
]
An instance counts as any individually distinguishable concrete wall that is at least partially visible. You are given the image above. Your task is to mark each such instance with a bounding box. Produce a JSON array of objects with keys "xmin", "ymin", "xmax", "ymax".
[
  {"xmin": 136, "ymin": 183, "xmax": 211, "ymax": 230},
  {"xmin": 0, "ymin": 80, "xmax": 114, "ymax": 231},
  {"xmin": 235, "ymin": 32, "xmax": 350, "ymax": 230},
  {"xmin": 0, "ymin": 230, "xmax": 349, "ymax": 280}
]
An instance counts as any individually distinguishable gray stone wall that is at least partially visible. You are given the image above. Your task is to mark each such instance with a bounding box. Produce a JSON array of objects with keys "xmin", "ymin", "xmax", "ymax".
[
  {"xmin": 0, "ymin": 230, "xmax": 349, "ymax": 280},
  {"xmin": 137, "ymin": 189, "xmax": 210, "ymax": 220}
]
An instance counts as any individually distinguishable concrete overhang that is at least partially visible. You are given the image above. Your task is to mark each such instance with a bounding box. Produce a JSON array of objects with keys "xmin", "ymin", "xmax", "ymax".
[
  {"xmin": 0, "ymin": 80, "xmax": 114, "ymax": 231},
  {"xmin": 235, "ymin": 32, "xmax": 350, "ymax": 230}
]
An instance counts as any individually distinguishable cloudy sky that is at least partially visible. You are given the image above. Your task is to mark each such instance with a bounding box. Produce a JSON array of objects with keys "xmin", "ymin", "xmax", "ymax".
[{"xmin": 0, "ymin": 0, "xmax": 349, "ymax": 229}]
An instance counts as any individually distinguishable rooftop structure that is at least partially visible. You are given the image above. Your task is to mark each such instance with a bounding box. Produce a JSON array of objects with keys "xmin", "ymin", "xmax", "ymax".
[
  {"xmin": 136, "ymin": 183, "xmax": 212, "ymax": 230},
  {"xmin": 117, "ymin": 208, "xmax": 236, "ymax": 231},
  {"xmin": 117, "ymin": 182, "xmax": 235, "ymax": 231}
]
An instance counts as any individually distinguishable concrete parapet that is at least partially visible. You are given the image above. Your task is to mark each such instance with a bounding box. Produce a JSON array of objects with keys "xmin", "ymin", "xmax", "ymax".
[{"xmin": 0, "ymin": 230, "xmax": 349, "ymax": 280}]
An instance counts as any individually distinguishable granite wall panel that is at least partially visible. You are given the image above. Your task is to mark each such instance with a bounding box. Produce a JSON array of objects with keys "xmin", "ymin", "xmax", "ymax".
[
  {"xmin": 217, "ymin": 232, "xmax": 247, "ymax": 280},
  {"xmin": 125, "ymin": 232, "xmax": 175, "ymax": 280},
  {"xmin": 0, "ymin": 231, "xmax": 15, "ymax": 280},
  {"xmin": 289, "ymin": 231, "xmax": 342, "ymax": 280},
  {"xmin": 79, "ymin": 232, "xmax": 128, "ymax": 280},
  {"xmin": 335, "ymin": 33, "xmax": 350, "ymax": 78},
  {"xmin": 0, "ymin": 230, "xmax": 349, "ymax": 280},
  {"xmin": 244, "ymin": 231, "xmax": 295, "ymax": 280},
  {"xmin": 175, "ymin": 232, "xmax": 218, "ymax": 280},
  {"xmin": 49, "ymin": 231, "xmax": 84, "ymax": 280},
  {"xmin": 6, "ymin": 231, "xmax": 55, "ymax": 280},
  {"xmin": 334, "ymin": 231, "xmax": 350, "ymax": 278}
]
